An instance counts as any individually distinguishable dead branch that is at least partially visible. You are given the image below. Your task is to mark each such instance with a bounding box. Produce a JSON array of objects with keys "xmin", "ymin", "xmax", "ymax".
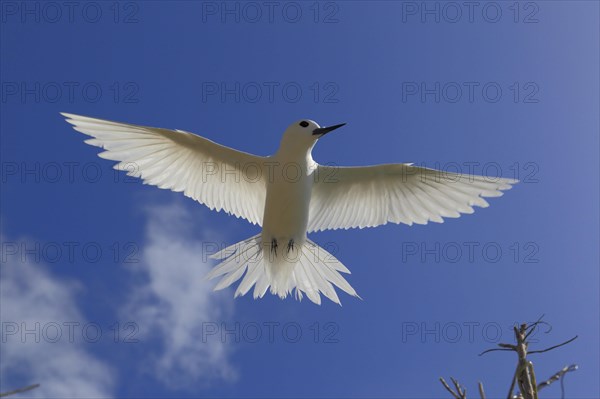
[
  {"xmin": 478, "ymin": 381, "xmax": 486, "ymax": 399},
  {"xmin": 440, "ymin": 377, "xmax": 467, "ymax": 399},
  {"xmin": 528, "ymin": 336, "xmax": 578, "ymax": 355},
  {"xmin": 441, "ymin": 317, "xmax": 578, "ymax": 399},
  {"xmin": 0, "ymin": 384, "xmax": 40, "ymax": 397},
  {"xmin": 537, "ymin": 364, "xmax": 578, "ymax": 398}
]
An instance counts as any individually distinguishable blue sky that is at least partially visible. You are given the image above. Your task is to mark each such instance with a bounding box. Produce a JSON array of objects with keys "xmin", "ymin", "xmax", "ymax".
[{"xmin": 1, "ymin": 1, "xmax": 598, "ymax": 398}]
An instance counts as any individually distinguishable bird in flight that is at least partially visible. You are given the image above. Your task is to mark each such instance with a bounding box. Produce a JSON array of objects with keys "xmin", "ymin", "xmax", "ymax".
[{"xmin": 62, "ymin": 113, "xmax": 517, "ymax": 305}]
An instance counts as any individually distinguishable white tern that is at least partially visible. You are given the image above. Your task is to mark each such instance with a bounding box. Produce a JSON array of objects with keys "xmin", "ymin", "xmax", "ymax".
[{"xmin": 62, "ymin": 113, "xmax": 517, "ymax": 305}]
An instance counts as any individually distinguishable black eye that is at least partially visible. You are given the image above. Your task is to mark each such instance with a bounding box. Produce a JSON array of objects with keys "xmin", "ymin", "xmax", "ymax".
[{"xmin": 299, "ymin": 121, "xmax": 309, "ymax": 128}]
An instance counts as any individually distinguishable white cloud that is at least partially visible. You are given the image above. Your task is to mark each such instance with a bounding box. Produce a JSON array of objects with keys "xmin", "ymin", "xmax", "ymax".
[
  {"xmin": 0, "ymin": 240, "xmax": 115, "ymax": 398},
  {"xmin": 122, "ymin": 202, "xmax": 237, "ymax": 389}
]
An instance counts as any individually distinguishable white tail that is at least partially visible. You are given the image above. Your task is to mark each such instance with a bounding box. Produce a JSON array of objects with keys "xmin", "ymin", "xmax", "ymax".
[{"xmin": 205, "ymin": 234, "xmax": 360, "ymax": 305}]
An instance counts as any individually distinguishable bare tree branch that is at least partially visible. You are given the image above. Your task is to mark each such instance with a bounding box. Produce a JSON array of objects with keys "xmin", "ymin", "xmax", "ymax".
[
  {"xmin": 0, "ymin": 384, "xmax": 40, "ymax": 398},
  {"xmin": 479, "ymin": 347, "xmax": 513, "ymax": 356},
  {"xmin": 528, "ymin": 336, "xmax": 578, "ymax": 355},
  {"xmin": 507, "ymin": 362, "xmax": 519, "ymax": 399},
  {"xmin": 478, "ymin": 381, "xmax": 486, "ymax": 399},
  {"xmin": 451, "ymin": 377, "xmax": 467, "ymax": 398},
  {"xmin": 537, "ymin": 364, "xmax": 578, "ymax": 399},
  {"xmin": 524, "ymin": 315, "xmax": 546, "ymax": 341},
  {"xmin": 442, "ymin": 317, "xmax": 578, "ymax": 399},
  {"xmin": 440, "ymin": 377, "xmax": 466, "ymax": 399}
]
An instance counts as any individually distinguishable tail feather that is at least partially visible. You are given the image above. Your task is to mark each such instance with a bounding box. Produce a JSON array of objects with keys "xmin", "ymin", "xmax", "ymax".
[
  {"xmin": 312, "ymin": 255, "xmax": 358, "ymax": 298},
  {"xmin": 294, "ymin": 258, "xmax": 322, "ymax": 304},
  {"xmin": 234, "ymin": 261, "xmax": 261, "ymax": 298},
  {"xmin": 206, "ymin": 233, "xmax": 359, "ymax": 305},
  {"xmin": 253, "ymin": 273, "xmax": 270, "ymax": 299},
  {"xmin": 213, "ymin": 263, "xmax": 247, "ymax": 291},
  {"xmin": 300, "ymin": 250, "xmax": 340, "ymax": 304},
  {"xmin": 304, "ymin": 238, "xmax": 360, "ymax": 299},
  {"xmin": 206, "ymin": 236, "xmax": 261, "ymax": 281},
  {"xmin": 292, "ymin": 257, "xmax": 313, "ymax": 299},
  {"xmin": 205, "ymin": 253, "xmax": 245, "ymax": 281}
]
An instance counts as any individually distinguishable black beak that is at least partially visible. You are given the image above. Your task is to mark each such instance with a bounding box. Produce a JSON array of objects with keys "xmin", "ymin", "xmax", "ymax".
[{"xmin": 312, "ymin": 123, "xmax": 346, "ymax": 136}]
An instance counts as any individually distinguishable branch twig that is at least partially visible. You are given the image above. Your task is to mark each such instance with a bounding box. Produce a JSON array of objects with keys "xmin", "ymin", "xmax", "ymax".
[
  {"xmin": 478, "ymin": 381, "xmax": 486, "ymax": 399},
  {"xmin": 537, "ymin": 364, "xmax": 578, "ymax": 399},
  {"xmin": 528, "ymin": 336, "xmax": 578, "ymax": 355},
  {"xmin": 440, "ymin": 377, "xmax": 467, "ymax": 399},
  {"xmin": 0, "ymin": 384, "xmax": 40, "ymax": 398}
]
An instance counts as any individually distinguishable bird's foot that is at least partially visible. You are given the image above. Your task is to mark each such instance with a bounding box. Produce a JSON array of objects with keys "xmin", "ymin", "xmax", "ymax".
[{"xmin": 270, "ymin": 238, "xmax": 278, "ymax": 256}]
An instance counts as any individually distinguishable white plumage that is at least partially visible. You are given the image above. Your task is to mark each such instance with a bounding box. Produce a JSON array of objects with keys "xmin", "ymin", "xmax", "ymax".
[
  {"xmin": 63, "ymin": 112, "xmax": 265, "ymax": 225},
  {"xmin": 62, "ymin": 113, "xmax": 517, "ymax": 305},
  {"xmin": 308, "ymin": 163, "xmax": 513, "ymax": 231}
]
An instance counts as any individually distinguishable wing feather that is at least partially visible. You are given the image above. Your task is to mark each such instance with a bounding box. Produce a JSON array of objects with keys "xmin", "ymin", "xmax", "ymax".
[
  {"xmin": 308, "ymin": 163, "xmax": 517, "ymax": 232},
  {"xmin": 62, "ymin": 113, "xmax": 267, "ymax": 225}
]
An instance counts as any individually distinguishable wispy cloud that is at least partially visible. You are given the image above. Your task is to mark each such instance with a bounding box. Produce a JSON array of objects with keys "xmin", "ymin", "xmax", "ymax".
[
  {"xmin": 122, "ymin": 202, "xmax": 237, "ymax": 389},
  {"xmin": 0, "ymin": 236, "xmax": 115, "ymax": 398}
]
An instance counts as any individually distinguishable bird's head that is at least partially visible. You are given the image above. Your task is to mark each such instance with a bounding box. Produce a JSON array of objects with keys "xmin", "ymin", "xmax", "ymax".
[{"xmin": 279, "ymin": 120, "xmax": 346, "ymax": 154}]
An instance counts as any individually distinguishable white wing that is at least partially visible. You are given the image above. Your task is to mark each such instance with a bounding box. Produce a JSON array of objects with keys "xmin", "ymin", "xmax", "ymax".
[
  {"xmin": 62, "ymin": 113, "xmax": 266, "ymax": 225},
  {"xmin": 308, "ymin": 163, "xmax": 517, "ymax": 232}
]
